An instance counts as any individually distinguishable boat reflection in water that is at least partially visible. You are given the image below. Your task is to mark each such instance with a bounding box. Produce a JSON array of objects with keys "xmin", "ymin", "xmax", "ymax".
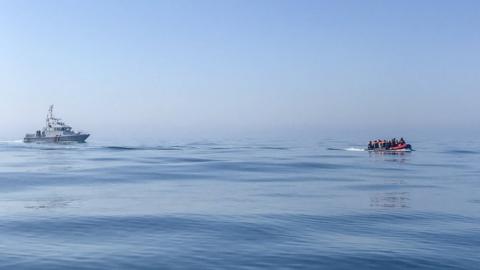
[{"xmin": 370, "ymin": 192, "xmax": 410, "ymax": 208}]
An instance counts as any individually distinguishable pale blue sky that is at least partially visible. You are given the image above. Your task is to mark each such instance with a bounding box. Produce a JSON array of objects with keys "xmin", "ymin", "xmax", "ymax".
[{"xmin": 0, "ymin": 0, "xmax": 479, "ymax": 141}]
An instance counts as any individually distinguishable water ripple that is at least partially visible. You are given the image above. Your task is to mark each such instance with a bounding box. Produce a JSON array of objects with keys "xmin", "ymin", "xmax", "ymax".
[{"xmin": 0, "ymin": 139, "xmax": 479, "ymax": 269}]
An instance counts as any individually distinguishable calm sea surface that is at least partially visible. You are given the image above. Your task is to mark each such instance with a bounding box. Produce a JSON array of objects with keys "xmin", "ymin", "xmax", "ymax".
[{"xmin": 0, "ymin": 139, "xmax": 478, "ymax": 269}]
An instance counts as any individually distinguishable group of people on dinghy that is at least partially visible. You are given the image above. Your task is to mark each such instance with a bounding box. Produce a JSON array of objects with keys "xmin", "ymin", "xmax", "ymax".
[{"xmin": 367, "ymin": 138, "xmax": 412, "ymax": 151}]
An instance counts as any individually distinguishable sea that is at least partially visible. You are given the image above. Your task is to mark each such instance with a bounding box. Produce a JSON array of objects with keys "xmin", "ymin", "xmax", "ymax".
[{"xmin": 0, "ymin": 138, "xmax": 478, "ymax": 269}]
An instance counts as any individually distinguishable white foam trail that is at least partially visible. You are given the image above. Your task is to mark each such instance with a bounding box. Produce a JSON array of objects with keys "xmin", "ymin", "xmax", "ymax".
[
  {"xmin": 344, "ymin": 147, "xmax": 366, "ymax": 152},
  {"xmin": 0, "ymin": 139, "xmax": 23, "ymax": 144}
]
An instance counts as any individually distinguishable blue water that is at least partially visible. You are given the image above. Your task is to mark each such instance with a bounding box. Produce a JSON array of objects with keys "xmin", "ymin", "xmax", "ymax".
[{"xmin": 0, "ymin": 139, "xmax": 479, "ymax": 269}]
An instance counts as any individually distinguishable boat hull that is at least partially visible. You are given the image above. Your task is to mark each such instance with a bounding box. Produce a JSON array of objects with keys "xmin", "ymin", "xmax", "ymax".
[
  {"xmin": 24, "ymin": 134, "xmax": 90, "ymax": 143},
  {"xmin": 367, "ymin": 148, "xmax": 413, "ymax": 153}
]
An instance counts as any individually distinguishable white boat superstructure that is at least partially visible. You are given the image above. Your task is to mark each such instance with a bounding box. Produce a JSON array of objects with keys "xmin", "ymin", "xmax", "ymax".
[{"xmin": 24, "ymin": 105, "xmax": 90, "ymax": 143}]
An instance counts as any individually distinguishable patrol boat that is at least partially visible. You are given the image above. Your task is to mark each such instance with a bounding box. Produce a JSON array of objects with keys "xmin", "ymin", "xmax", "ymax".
[{"xmin": 24, "ymin": 105, "xmax": 90, "ymax": 143}]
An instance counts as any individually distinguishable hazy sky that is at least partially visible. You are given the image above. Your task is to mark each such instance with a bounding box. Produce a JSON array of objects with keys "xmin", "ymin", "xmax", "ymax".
[{"xmin": 1, "ymin": 0, "xmax": 479, "ymax": 141}]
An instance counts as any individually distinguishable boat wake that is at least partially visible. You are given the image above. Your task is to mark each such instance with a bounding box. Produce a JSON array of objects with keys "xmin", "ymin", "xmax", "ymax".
[
  {"xmin": 0, "ymin": 139, "xmax": 24, "ymax": 144},
  {"xmin": 345, "ymin": 147, "xmax": 366, "ymax": 152},
  {"xmin": 327, "ymin": 147, "xmax": 366, "ymax": 152}
]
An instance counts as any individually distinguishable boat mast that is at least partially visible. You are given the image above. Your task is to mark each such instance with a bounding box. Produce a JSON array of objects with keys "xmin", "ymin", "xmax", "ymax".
[
  {"xmin": 49, "ymin": 105, "xmax": 54, "ymax": 119},
  {"xmin": 46, "ymin": 105, "xmax": 54, "ymax": 128}
]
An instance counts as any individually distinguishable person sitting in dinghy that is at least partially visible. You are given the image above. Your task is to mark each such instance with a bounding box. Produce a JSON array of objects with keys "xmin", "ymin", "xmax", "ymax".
[{"xmin": 368, "ymin": 141, "xmax": 374, "ymax": 150}]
